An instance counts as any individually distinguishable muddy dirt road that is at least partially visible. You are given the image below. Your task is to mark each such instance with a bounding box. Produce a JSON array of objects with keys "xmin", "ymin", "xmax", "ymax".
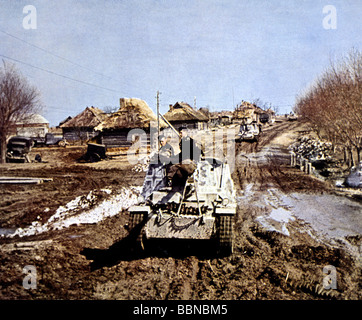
[{"xmin": 0, "ymin": 120, "xmax": 361, "ymax": 300}]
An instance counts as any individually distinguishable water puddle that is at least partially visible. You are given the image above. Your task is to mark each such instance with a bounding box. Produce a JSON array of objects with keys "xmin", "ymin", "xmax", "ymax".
[
  {"xmin": 281, "ymin": 193, "xmax": 362, "ymax": 240},
  {"xmin": 256, "ymin": 207, "xmax": 295, "ymax": 236},
  {"xmin": 243, "ymin": 182, "xmax": 362, "ymax": 257}
]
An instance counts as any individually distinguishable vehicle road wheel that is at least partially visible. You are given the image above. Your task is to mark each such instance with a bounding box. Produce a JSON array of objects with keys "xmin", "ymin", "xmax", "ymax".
[
  {"xmin": 58, "ymin": 140, "xmax": 66, "ymax": 147},
  {"xmin": 217, "ymin": 215, "xmax": 233, "ymax": 256},
  {"xmin": 89, "ymin": 152, "xmax": 101, "ymax": 163},
  {"xmin": 129, "ymin": 212, "xmax": 146, "ymax": 251}
]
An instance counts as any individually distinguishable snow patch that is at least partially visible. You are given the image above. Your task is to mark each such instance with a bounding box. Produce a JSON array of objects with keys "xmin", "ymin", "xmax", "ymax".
[{"xmin": 3, "ymin": 186, "xmax": 141, "ymax": 238}]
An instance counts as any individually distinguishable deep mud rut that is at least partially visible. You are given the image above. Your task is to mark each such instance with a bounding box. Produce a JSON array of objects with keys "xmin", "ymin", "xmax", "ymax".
[{"xmin": 0, "ymin": 121, "xmax": 361, "ymax": 300}]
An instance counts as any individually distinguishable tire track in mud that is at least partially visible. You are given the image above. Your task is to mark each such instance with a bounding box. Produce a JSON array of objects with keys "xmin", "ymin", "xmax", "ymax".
[
  {"xmin": 229, "ymin": 121, "xmax": 361, "ymax": 300},
  {"xmin": 160, "ymin": 257, "xmax": 200, "ymax": 300},
  {"xmin": 180, "ymin": 257, "xmax": 200, "ymax": 300}
]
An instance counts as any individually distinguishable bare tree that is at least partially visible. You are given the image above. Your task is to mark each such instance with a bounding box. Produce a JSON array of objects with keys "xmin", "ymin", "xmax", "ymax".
[
  {"xmin": 251, "ymin": 98, "xmax": 277, "ymax": 113},
  {"xmin": 294, "ymin": 48, "xmax": 362, "ymax": 167},
  {"xmin": 0, "ymin": 62, "xmax": 41, "ymax": 163}
]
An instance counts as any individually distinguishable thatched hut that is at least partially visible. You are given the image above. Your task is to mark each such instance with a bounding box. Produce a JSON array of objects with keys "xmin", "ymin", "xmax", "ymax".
[
  {"xmin": 233, "ymin": 101, "xmax": 264, "ymax": 124},
  {"xmin": 209, "ymin": 110, "xmax": 233, "ymax": 126},
  {"xmin": 60, "ymin": 106, "xmax": 108, "ymax": 141},
  {"xmin": 163, "ymin": 102, "xmax": 209, "ymax": 131},
  {"xmin": 94, "ymin": 98, "xmax": 167, "ymax": 147}
]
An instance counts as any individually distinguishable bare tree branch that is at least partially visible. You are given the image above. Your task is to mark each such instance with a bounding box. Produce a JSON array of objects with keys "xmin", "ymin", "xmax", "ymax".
[{"xmin": 0, "ymin": 62, "xmax": 41, "ymax": 163}]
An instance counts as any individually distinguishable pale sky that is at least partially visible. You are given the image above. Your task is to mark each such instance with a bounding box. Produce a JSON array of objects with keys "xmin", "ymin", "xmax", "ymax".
[{"xmin": 0, "ymin": 0, "xmax": 361, "ymax": 126}]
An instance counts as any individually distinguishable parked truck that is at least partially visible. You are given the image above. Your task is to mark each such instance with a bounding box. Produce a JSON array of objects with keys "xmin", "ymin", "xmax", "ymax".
[
  {"xmin": 33, "ymin": 133, "xmax": 67, "ymax": 147},
  {"xmin": 6, "ymin": 136, "xmax": 34, "ymax": 163}
]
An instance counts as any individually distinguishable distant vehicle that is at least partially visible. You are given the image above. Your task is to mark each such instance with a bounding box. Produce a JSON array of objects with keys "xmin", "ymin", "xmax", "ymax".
[
  {"xmin": 6, "ymin": 136, "xmax": 34, "ymax": 163},
  {"xmin": 33, "ymin": 133, "xmax": 66, "ymax": 147},
  {"xmin": 259, "ymin": 113, "xmax": 270, "ymax": 124},
  {"xmin": 287, "ymin": 112, "xmax": 298, "ymax": 121},
  {"xmin": 237, "ymin": 122, "xmax": 261, "ymax": 142},
  {"xmin": 259, "ymin": 112, "xmax": 275, "ymax": 125}
]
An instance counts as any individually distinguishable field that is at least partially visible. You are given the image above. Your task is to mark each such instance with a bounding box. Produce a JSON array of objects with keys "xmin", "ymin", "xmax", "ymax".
[{"xmin": 0, "ymin": 120, "xmax": 361, "ymax": 300}]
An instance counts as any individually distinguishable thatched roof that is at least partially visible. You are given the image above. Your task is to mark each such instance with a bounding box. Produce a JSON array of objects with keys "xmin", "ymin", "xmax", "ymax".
[
  {"xmin": 60, "ymin": 107, "xmax": 108, "ymax": 128},
  {"xmin": 95, "ymin": 98, "xmax": 167, "ymax": 131},
  {"xmin": 233, "ymin": 101, "xmax": 264, "ymax": 119},
  {"xmin": 164, "ymin": 102, "xmax": 209, "ymax": 122}
]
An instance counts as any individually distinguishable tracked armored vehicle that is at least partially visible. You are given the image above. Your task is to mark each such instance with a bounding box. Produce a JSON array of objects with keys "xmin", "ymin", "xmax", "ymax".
[
  {"xmin": 128, "ymin": 157, "xmax": 237, "ymax": 255},
  {"xmin": 237, "ymin": 122, "xmax": 261, "ymax": 142}
]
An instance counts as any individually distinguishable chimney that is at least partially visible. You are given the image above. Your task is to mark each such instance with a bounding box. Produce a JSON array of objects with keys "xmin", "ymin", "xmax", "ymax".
[
  {"xmin": 169, "ymin": 104, "xmax": 174, "ymax": 111},
  {"xmin": 120, "ymin": 98, "xmax": 126, "ymax": 109}
]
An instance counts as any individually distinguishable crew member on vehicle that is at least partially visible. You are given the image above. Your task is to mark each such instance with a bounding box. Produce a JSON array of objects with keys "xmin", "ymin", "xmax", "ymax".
[
  {"xmin": 167, "ymin": 126, "xmax": 203, "ymax": 187},
  {"xmin": 158, "ymin": 135, "xmax": 174, "ymax": 164}
]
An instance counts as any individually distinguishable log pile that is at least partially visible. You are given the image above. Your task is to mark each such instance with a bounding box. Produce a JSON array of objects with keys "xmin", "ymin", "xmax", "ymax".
[{"xmin": 289, "ymin": 137, "xmax": 333, "ymax": 162}]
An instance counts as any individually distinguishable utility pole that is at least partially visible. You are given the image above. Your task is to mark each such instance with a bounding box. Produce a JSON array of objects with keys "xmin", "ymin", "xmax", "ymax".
[
  {"xmin": 194, "ymin": 96, "xmax": 197, "ymax": 109},
  {"xmin": 232, "ymin": 87, "xmax": 235, "ymax": 109},
  {"xmin": 156, "ymin": 91, "xmax": 161, "ymax": 140}
]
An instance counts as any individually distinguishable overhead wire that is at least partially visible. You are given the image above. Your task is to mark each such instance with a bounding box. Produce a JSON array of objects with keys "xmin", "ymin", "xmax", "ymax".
[
  {"xmin": 0, "ymin": 29, "xmax": 112, "ymax": 80},
  {"xmin": 0, "ymin": 54, "xmax": 119, "ymax": 93},
  {"xmin": 0, "ymin": 30, "xmax": 296, "ymax": 114},
  {"xmin": 0, "ymin": 28, "xmax": 147, "ymax": 93}
]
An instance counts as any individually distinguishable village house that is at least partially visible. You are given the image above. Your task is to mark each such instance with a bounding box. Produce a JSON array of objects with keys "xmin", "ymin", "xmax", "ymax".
[
  {"xmin": 163, "ymin": 102, "xmax": 209, "ymax": 132},
  {"xmin": 58, "ymin": 116, "xmax": 72, "ymax": 128},
  {"xmin": 209, "ymin": 110, "xmax": 234, "ymax": 126},
  {"xmin": 60, "ymin": 106, "xmax": 108, "ymax": 142},
  {"xmin": 93, "ymin": 98, "xmax": 167, "ymax": 148},
  {"xmin": 233, "ymin": 101, "xmax": 265, "ymax": 124},
  {"xmin": 15, "ymin": 114, "xmax": 49, "ymax": 138}
]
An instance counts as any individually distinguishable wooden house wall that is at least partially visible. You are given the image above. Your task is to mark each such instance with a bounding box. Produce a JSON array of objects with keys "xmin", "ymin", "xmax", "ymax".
[
  {"xmin": 169, "ymin": 120, "xmax": 208, "ymax": 132},
  {"xmin": 99, "ymin": 130, "xmax": 151, "ymax": 148},
  {"xmin": 62, "ymin": 127, "xmax": 98, "ymax": 141}
]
